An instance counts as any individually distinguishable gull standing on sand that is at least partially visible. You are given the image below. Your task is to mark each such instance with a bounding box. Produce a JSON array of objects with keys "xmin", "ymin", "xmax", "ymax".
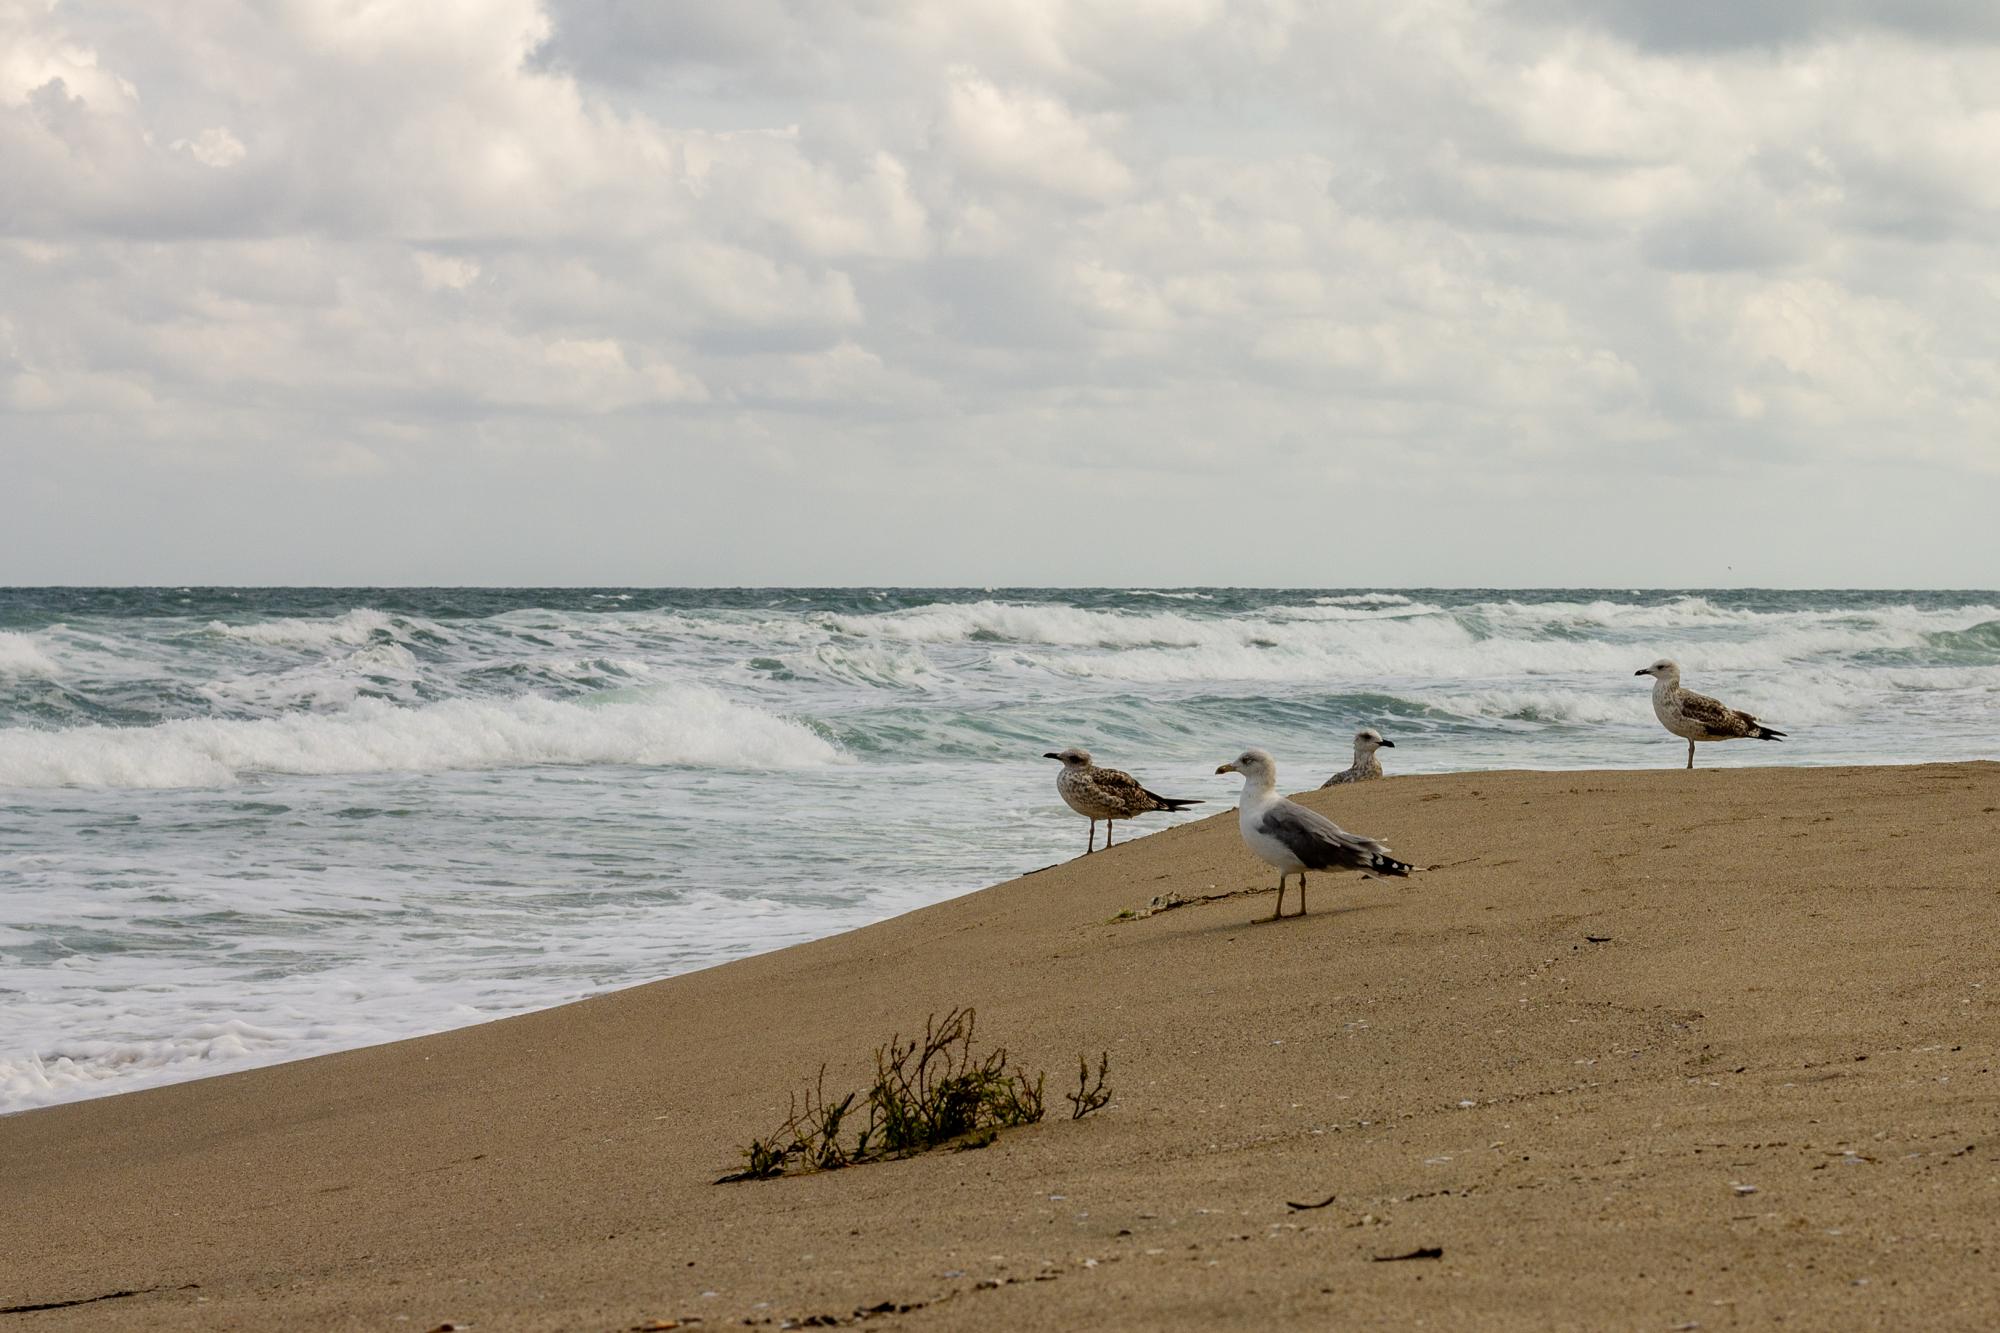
[
  {"xmin": 1322, "ymin": 728, "xmax": 1394, "ymax": 787},
  {"xmin": 1634, "ymin": 659, "xmax": 1787, "ymax": 769},
  {"xmin": 1216, "ymin": 749, "xmax": 1412, "ymax": 920},
  {"xmin": 1044, "ymin": 748, "xmax": 1201, "ymax": 854}
]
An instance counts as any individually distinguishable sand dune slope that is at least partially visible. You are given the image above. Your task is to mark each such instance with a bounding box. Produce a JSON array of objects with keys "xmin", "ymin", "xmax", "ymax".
[{"xmin": 4, "ymin": 764, "xmax": 1998, "ymax": 1330}]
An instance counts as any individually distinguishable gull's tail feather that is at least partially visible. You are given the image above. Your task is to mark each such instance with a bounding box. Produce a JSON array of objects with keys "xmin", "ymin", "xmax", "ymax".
[
  {"xmin": 1146, "ymin": 790, "xmax": 1202, "ymax": 811},
  {"xmin": 1365, "ymin": 849, "xmax": 1414, "ymax": 878},
  {"xmin": 1752, "ymin": 725, "xmax": 1786, "ymax": 741}
]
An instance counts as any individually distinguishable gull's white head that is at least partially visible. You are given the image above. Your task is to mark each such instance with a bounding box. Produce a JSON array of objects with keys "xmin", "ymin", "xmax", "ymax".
[
  {"xmin": 1044, "ymin": 747, "xmax": 1092, "ymax": 767},
  {"xmin": 1634, "ymin": 658, "xmax": 1681, "ymax": 682},
  {"xmin": 1355, "ymin": 728, "xmax": 1394, "ymax": 753},
  {"xmin": 1215, "ymin": 747, "xmax": 1277, "ymax": 786}
]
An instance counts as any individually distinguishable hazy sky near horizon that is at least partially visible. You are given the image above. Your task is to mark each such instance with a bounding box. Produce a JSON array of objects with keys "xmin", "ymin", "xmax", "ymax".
[{"xmin": 3, "ymin": 0, "xmax": 1997, "ymax": 587}]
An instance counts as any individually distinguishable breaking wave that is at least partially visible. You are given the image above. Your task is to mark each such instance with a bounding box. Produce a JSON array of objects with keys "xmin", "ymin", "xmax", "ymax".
[
  {"xmin": 0, "ymin": 687, "xmax": 842, "ymax": 788},
  {"xmin": 203, "ymin": 607, "xmax": 421, "ymax": 649},
  {"xmin": 0, "ymin": 632, "xmax": 59, "ymax": 677}
]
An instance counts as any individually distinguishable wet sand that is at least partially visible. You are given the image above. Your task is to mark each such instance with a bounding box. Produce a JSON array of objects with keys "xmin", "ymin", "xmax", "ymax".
[{"xmin": 5, "ymin": 763, "xmax": 1998, "ymax": 1330}]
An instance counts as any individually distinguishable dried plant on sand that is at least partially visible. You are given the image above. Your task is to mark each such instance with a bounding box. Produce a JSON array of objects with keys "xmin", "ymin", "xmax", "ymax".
[{"xmin": 720, "ymin": 1008, "xmax": 1109, "ymax": 1182}]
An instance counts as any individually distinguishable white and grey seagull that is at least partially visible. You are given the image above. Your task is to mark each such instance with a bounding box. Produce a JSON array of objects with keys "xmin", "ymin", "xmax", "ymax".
[
  {"xmin": 1216, "ymin": 748, "xmax": 1412, "ymax": 920},
  {"xmin": 1322, "ymin": 728, "xmax": 1394, "ymax": 787},
  {"xmin": 1044, "ymin": 747, "xmax": 1201, "ymax": 855},
  {"xmin": 1634, "ymin": 658, "xmax": 1786, "ymax": 769}
]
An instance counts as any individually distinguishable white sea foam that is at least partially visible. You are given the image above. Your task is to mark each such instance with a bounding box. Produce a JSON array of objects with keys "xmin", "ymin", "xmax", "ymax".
[
  {"xmin": 1419, "ymin": 687, "xmax": 1683, "ymax": 728},
  {"xmin": 1023, "ymin": 614, "xmax": 1573, "ymax": 682},
  {"xmin": 198, "ymin": 641, "xmax": 430, "ymax": 714},
  {"xmin": 204, "ymin": 608, "xmax": 419, "ymax": 649},
  {"xmin": 1014, "ymin": 601, "xmax": 2000, "ymax": 685},
  {"xmin": 1263, "ymin": 601, "xmax": 1443, "ymax": 623},
  {"xmin": 817, "ymin": 598, "xmax": 2000, "ymax": 673},
  {"xmin": 0, "ymin": 986, "xmax": 504, "ymax": 1112},
  {"xmin": 0, "ymin": 835, "xmax": 967, "ymax": 1112},
  {"xmin": 0, "ymin": 1020, "xmax": 311, "ymax": 1106},
  {"xmin": 1477, "ymin": 597, "xmax": 2000, "ymax": 637},
  {"xmin": 0, "ymin": 687, "xmax": 842, "ymax": 788},
  {"xmin": 542, "ymin": 655, "xmax": 653, "ymax": 679},
  {"xmin": 1314, "ymin": 593, "xmax": 1414, "ymax": 606},
  {"xmin": 824, "ymin": 600, "xmax": 1257, "ymax": 649},
  {"xmin": 783, "ymin": 643, "xmax": 936, "ymax": 690},
  {"xmin": 0, "ymin": 632, "xmax": 59, "ymax": 677}
]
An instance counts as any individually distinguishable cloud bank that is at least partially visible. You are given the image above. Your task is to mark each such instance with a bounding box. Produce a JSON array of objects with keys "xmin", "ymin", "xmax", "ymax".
[{"xmin": 2, "ymin": 0, "xmax": 1995, "ymax": 585}]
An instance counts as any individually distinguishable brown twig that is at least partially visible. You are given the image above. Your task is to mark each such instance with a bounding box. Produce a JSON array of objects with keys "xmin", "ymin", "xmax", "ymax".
[{"xmin": 1371, "ymin": 1246, "xmax": 1444, "ymax": 1262}]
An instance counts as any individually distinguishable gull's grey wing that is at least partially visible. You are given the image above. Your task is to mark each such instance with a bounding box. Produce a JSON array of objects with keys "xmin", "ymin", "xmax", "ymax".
[
  {"xmin": 1678, "ymin": 689, "xmax": 1759, "ymax": 739},
  {"xmin": 1257, "ymin": 800, "xmax": 1409, "ymax": 875}
]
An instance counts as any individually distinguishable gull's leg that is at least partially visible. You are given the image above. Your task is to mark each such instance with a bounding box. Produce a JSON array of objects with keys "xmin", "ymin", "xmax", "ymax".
[
  {"xmin": 1271, "ymin": 872, "xmax": 1288, "ymax": 921},
  {"xmin": 1686, "ymin": 739, "xmax": 1695, "ymax": 770},
  {"xmin": 1298, "ymin": 873, "xmax": 1308, "ymax": 916},
  {"xmin": 1087, "ymin": 819, "xmax": 1096, "ymax": 854}
]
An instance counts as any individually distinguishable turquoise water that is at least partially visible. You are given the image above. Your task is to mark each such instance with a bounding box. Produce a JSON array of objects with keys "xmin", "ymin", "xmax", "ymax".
[{"xmin": 3, "ymin": 587, "xmax": 1995, "ymax": 1109}]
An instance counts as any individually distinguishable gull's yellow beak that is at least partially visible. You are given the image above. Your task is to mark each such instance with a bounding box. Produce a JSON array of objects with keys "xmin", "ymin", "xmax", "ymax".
[{"xmin": 1215, "ymin": 762, "xmax": 1237, "ymax": 775}]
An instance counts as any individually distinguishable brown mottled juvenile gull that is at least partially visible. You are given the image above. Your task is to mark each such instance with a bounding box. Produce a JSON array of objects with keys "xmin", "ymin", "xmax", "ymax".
[
  {"xmin": 1634, "ymin": 658, "xmax": 1786, "ymax": 769},
  {"xmin": 1217, "ymin": 748, "xmax": 1412, "ymax": 920},
  {"xmin": 1044, "ymin": 747, "xmax": 1200, "ymax": 854},
  {"xmin": 1322, "ymin": 728, "xmax": 1394, "ymax": 787}
]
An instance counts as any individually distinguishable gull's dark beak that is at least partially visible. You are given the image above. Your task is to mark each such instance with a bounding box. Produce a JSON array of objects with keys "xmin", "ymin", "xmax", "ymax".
[
  {"xmin": 1215, "ymin": 762, "xmax": 1236, "ymax": 775},
  {"xmin": 1634, "ymin": 669, "xmax": 1649, "ymax": 676},
  {"xmin": 1379, "ymin": 739, "xmax": 1395, "ymax": 748},
  {"xmin": 1043, "ymin": 752, "xmax": 1061, "ymax": 760}
]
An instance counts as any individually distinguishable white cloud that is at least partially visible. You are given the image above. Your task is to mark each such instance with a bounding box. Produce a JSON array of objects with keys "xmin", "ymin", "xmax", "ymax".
[
  {"xmin": 413, "ymin": 251, "xmax": 480, "ymax": 291},
  {"xmin": 940, "ymin": 65, "xmax": 1133, "ymax": 200},
  {"xmin": 173, "ymin": 125, "xmax": 245, "ymax": 168}
]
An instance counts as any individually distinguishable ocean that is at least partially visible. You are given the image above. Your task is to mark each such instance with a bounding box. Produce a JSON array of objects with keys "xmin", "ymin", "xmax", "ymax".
[{"xmin": 3, "ymin": 587, "xmax": 1995, "ymax": 1112}]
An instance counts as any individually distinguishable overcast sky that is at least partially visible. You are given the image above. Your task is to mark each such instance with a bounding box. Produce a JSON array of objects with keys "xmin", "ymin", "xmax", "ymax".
[{"xmin": 3, "ymin": 0, "xmax": 1996, "ymax": 587}]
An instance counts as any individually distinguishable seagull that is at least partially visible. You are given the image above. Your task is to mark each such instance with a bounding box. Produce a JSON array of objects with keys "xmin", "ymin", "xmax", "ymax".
[
  {"xmin": 1216, "ymin": 748, "xmax": 1412, "ymax": 920},
  {"xmin": 1044, "ymin": 748, "xmax": 1201, "ymax": 854},
  {"xmin": 1322, "ymin": 728, "xmax": 1394, "ymax": 787},
  {"xmin": 1634, "ymin": 659, "xmax": 1786, "ymax": 769}
]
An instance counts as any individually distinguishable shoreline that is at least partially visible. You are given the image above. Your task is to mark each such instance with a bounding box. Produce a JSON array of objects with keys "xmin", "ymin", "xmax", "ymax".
[
  {"xmin": 6, "ymin": 761, "xmax": 1999, "ymax": 1329},
  {"xmin": 11, "ymin": 752, "xmax": 1984, "ymax": 1112}
]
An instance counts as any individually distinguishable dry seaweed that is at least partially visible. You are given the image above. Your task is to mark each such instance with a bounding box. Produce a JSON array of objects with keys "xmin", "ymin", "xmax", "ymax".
[{"xmin": 721, "ymin": 1008, "xmax": 1106, "ymax": 1183}]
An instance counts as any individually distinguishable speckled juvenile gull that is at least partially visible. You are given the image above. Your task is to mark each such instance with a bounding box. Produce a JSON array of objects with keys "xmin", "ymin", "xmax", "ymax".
[
  {"xmin": 1043, "ymin": 747, "xmax": 1200, "ymax": 855},
  {"xmin": 1216, "ymin": 748, "xmax": 1412, "ymax": 920},
  {"xmin": 1322, "ymin": 728, "xmax": 1394, "ymax": 787},
  {"xmin": 1634, "ymin": 659, "xmax": 1786, "ymax": 769}
]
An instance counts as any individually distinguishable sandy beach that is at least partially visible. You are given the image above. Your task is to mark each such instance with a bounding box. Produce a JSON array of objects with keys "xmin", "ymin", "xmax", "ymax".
[{"xmin": 5, "ymin": 762, "xmax": 1997, "ymax": 1330}]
